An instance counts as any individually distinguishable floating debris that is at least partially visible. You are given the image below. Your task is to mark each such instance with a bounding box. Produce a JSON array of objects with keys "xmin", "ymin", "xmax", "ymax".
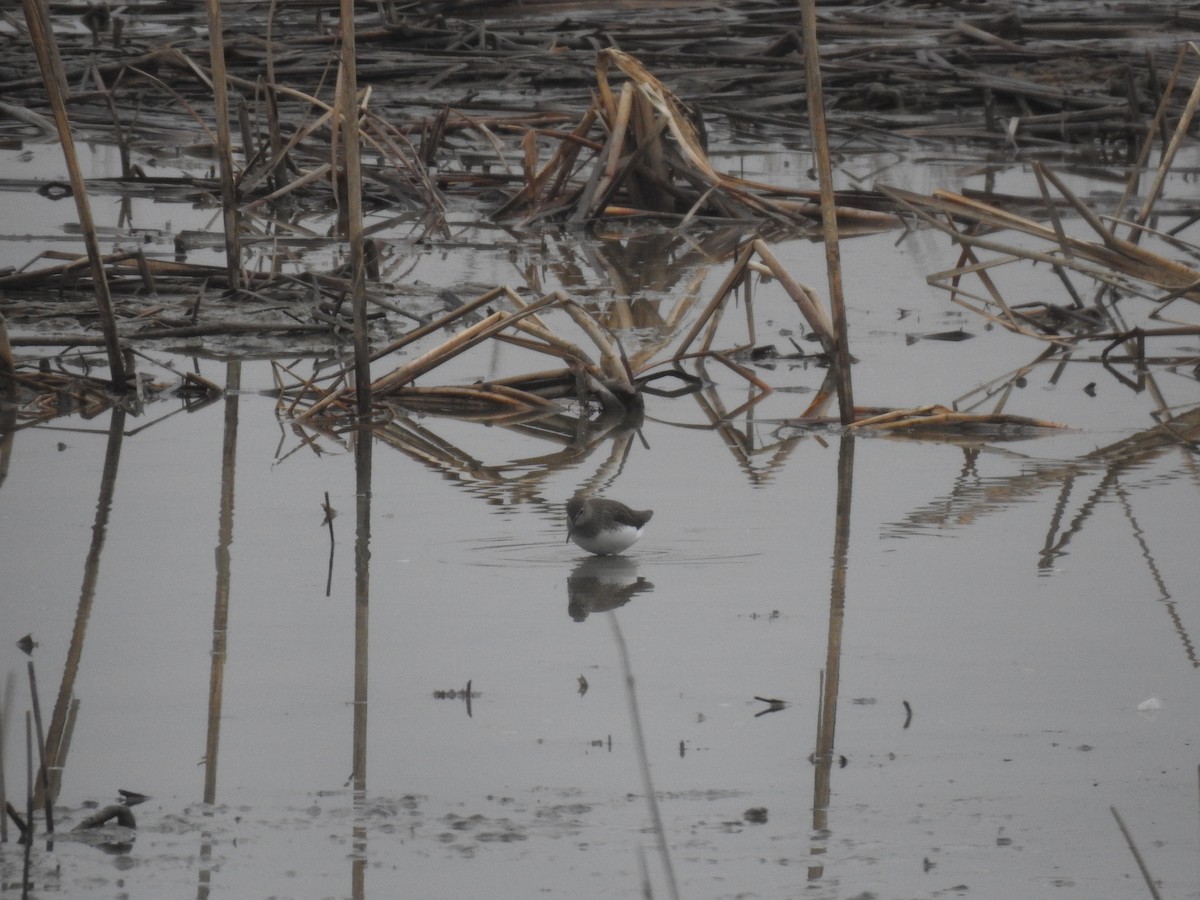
[{"xmin": 73, "ymin": 804, "xmax": 136, "ymax": 830}]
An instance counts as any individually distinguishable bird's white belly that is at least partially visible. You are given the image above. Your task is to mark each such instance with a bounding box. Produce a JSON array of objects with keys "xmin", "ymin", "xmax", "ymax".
[{"xmin": 574, "ymin": 525, "xmax": 642, "ymax": 555}]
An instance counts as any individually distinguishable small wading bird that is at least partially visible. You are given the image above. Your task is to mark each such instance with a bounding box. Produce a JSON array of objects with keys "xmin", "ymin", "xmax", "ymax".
[{"xmin": 565, "ymin": 496, "xmax": 653, "ymax": 556}]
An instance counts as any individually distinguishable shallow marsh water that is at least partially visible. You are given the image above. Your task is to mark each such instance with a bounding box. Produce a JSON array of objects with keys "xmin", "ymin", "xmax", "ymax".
[{"xmin": 2, "ymin": 138, "xmax": 1200, "ymax": 900}]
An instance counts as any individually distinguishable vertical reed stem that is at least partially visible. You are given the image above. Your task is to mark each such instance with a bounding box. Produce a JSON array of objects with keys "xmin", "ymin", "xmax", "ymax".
[
  {"xmin": 0, "ymin": 673, "xmax": 10, "ymax": 843},
  {"xmin": 21, "ymin": 0, "xmax": 128, "ymax": 390},
  {"xmin": 1110, "ymin": 806, "xmax": 1163, "ymax": 900},
  {"xmin": 204, "ymin": 0, "xmax": 242, "ymax": 290},
  {"xmin": 799, "ymin": 0, "xmax": 854, "ymax": 424},
  {"xmin": 26, "ymin": 663, "xmax": 52, "ymax": 834},
  {"xmin": 25, "ymin": 711, "xmax": 33, "ymax": 834},
  {"xmin": 337, "ymin": 0, "xmax": 372, "ymax": 417}
]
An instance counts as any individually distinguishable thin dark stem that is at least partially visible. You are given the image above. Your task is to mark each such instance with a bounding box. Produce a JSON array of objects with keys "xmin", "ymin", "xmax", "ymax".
[
  {"xmin": 25, "ymin": 663, "xmax": 52, "ymax": 834},
  {"xmin": 1110, "ymin": 806, "xmax": 1163, "ymax": 900}
]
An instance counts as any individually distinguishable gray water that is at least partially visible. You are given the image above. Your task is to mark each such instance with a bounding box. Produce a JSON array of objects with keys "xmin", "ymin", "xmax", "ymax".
[{"xmin": 2, "ymin": 143, "xmax": 1199, "ymax": 899}]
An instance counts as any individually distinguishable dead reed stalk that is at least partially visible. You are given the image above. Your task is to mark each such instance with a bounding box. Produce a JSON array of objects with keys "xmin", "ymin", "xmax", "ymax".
[
  {"xmin": 25, "ymin": 711, "xmax": 33, "ymax": 839},
  {"xmin": 369, "ymin": 287, "xmax": 507, "ymax": 363},
  {"xmin": 204, "ymin": 0, "xmax": 241, "ymax": 290},
  {"xmin": 0, "ymin": 314, "xmax": 14, "ymax": 405},
  {"xmin": 493, "ymin": 47, "xmax": 898, "ymax": 230},
  {"xmin": 1126, "ymin": 42, "xmax": 1200, "ymax": 245},
  {"xmin": 298, "ymin": 291, "xmax": 563, "ymax": 418},
  {"xmin": 336, "ymin": 0, "xmax": 372, "ymax": 417},
  {"xmin": 0, "ymin": 672, "xmax": 11, "ymax": 843},
  {"xmin": 368, "ymin": 292, "xmax": 562, "ymax": 395},
  {"xmin": 26, "ymin": 662, "xmax": 52, "ymax": 834},
  {"xmin": 21, "ymin": 0, "xmax": 128, "ymax": 390},
  {"xmin": 878, "ymin": 180, "xmax": 1200, "ymax": 346},
  {"xmin": 800, "ymin": 0, "xmax": 854, "ymax": 424},
  {"xmin": 672, "ymin": 240, "xmax": 835, "ymax": 365},
  {"xmin": 1110, "ymin": 806, "xmax": 1163, "ymax": 900}
]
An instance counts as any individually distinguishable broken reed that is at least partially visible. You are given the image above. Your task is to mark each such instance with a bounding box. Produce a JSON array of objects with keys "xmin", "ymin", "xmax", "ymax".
[{"xmin": 289, "ymin": 237, "xmax": 853, "ymax": 425}]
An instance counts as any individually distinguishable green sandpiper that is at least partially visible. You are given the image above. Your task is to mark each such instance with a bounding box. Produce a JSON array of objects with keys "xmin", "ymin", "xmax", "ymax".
[{"xmin": 565, "ymin": 496, "xmax": 653, "ymax": 556}]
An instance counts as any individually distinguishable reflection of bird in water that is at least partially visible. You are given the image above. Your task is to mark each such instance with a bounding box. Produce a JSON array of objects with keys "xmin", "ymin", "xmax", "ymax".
[
  {"xmin": 567, "ymin": 556, "xmax": 655, "ymax": 622},
  {"xmin": 565, "ymin": 496, "xmax": 653, "ymax": 556}
]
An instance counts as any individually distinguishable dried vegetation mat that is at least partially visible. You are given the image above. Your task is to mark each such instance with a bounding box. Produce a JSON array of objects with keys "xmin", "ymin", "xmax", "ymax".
[{"xmin": 0, "ymin": 1, "xmax": 1198, "ymax": 440}]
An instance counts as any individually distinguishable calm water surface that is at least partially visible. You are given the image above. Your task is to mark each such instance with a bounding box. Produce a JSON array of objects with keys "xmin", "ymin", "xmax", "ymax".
[{"xmin": 2, "ymin": 149, "xmax": 1199, "ymax": 899}]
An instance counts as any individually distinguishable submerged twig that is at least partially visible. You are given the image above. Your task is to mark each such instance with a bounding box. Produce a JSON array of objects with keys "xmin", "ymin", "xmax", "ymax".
[
  {"xmin": 73, "ymin": 804, "xmax": 136, "ymax": 830},
  {"xmin": 322, "ymin": 490, "xmax": 336, "ymax": 597}
]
